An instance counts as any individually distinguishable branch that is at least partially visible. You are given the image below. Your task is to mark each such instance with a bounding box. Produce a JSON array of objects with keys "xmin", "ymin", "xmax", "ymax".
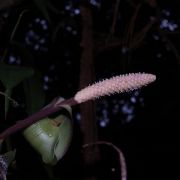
[
  {"xmin": 106, "ymin": 0, "xmax": 121, "ymax": 44},
  {"xmin": 79, "ymin": 5, "xmax": 97, "ymax": 148},
  {"xmin": 123, "ymin": 3, "xmax": 141, "ymax": 49},
  {"xmin": 131, "ymin": 17, "xmax": 156, "ymax": 48},
  {"xmin": 95, "ymin": 18, "xmax": 155, "ymax": 55}
]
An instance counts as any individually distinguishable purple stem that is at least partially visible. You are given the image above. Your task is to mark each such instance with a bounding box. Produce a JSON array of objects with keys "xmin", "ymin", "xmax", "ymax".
[{"xmin": 0, "ymin": 98, "xmax": 77, "ymax": 139}]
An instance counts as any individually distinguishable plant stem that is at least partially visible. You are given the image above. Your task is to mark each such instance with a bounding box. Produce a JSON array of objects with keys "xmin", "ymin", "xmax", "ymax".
[{"xmin": 0, "ymin": 98, "xmax": 76, "ymax": 139}]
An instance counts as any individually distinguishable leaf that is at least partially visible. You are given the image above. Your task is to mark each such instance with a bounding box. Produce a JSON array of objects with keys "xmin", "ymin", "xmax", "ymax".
[
  {"xmin": 4, "ymin": 150, "xmax": 16, "ymax": 166},
  {"xmin": 9, "ymin": 42, "xmax": 45, "ymax": 114},
  {"xmin": 23, "ymin": 71, "xmax": 45, "ymax": 115},
  {"xmin": 0, "ymin": 63, "xmax": 34, "ymax": 90},
  {"xmin": 0, "ymin": 63, "xmax": 34, "ymax": 115},
  {"xmin": 33, "ymin": 0, "xmax": 51, "ymax": 22}
]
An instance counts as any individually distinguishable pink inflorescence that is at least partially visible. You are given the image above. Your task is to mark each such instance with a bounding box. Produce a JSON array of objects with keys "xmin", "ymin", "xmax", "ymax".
[{"xmin": 74, "ymin": 73, "xmax": 156, "ymax": 103}]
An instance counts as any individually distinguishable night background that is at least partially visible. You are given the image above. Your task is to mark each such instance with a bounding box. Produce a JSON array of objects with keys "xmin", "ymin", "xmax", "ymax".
[{"xmin": 0, "ymin": 0, "xmax": 180, "ymax": 179}]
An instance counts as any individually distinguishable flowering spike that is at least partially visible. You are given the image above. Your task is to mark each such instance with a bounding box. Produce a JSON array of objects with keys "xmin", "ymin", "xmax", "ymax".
[
  {"xmin": 74, "ymin": 73, "xmax": 156, "ymax": 103},
  {"xmin": 0, "ymin": 73, "xmax": 156, "ymax": 139}
]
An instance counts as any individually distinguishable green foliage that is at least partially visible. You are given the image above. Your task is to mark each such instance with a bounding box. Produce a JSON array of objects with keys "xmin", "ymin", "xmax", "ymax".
[
  {"xmin": 23, "ymin": 71, "xmax": 45, "ymax": 115},
  {"xmin": 0, "ymin": 61, "xmax": 73, "ymax": 167},
  {"xmin": 33, "ymin": 0, "xmax": 51, "ymax": 22},
  {"xmin": 0, "ymin": 63, "xmax": 34, "ymax": 115},
  {"xmin": 4, "ymin": 150, "xmax": 16, "ymax": 166},
  {"xmin": 9, "ymin": 42, "xmax": 45, "ymax": 115},
  {"xmin": 0, "ymin": 63, "xmax": 34, "ymax": 90}
]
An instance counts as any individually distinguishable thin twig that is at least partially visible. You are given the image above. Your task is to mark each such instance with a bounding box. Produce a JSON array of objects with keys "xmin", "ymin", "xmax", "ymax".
[
  {"xmin": 0, "ymin": 92, "xmax": 18, "ymax": 107},
  {"xmin": 106, "ymin": 0, "xmax": 121, "ymax": 44},
  {"xmin": 1, "ymin": 9, "xmax": 29, "ymax": 62},
  {"xmin": 96, "ymin": 17, "xmax": 155, "ymax": 54},
  {"xmin": 131, "ymin": 18, "xmax": 156, "ymax": 48},
  {"xmin": 9, "ymin": 9, "xmax": 28, "ymax": 41},
  {"xmin": 124, "ymin": 3, "xmax": 141, "ymax": 49}
]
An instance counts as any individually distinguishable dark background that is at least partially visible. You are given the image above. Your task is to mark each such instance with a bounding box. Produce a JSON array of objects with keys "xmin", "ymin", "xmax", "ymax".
[{"xmin": 0, "ymin": 0, "xmax": 180, "ymax": 179}]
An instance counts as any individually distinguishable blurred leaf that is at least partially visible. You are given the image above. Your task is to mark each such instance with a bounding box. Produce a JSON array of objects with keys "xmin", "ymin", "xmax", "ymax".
[
  {"xmin": 33, "ymin": 0, "xmax": 61, "ymax": 21},
  {"xmin": 23, "ymin": 71, "xmax": 45, "ymax": 115},
  {"xmin": 0, "ymin": 63, "xmax": 34, "ymax": 115},
  {"xmin": 47, "ymin": 1, "xmax": 61, "ymax": 14},
  {"xmin": 33, "ymin": 0, "xmax": 51, "ymax": 22},
  {"xmin": 0, "ymin": 63, "xmax": 34, "ymax": 90},
  {"xmin": 10, "ymin": 42, "xmax": 45, "ymax": 114},
  {"xmin": 4, "ymin": 150, "xmax": 16, "ymax": 166}
]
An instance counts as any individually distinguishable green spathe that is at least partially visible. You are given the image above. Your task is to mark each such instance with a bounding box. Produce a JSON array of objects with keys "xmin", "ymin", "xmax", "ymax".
[{"xmin": 23, "ymin": 107, "xmax": 72, "ymax": 165}]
